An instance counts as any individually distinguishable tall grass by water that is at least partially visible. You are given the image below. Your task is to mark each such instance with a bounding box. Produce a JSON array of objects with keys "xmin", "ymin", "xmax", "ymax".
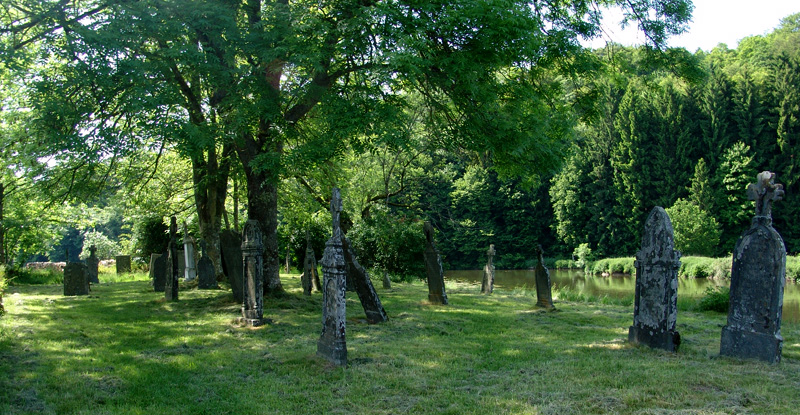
[{"xmin": 2, "ymin": 274, "xmax": 800, "ymax": 414}]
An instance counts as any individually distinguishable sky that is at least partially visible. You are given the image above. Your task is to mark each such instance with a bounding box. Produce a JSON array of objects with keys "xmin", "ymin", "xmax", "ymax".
[{"xmin": 585, "ymin": 0, "xmax": 799, "ymax": 52}]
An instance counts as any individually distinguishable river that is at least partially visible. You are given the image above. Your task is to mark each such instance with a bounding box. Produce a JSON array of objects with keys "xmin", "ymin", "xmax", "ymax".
[{"xmin": 445, "ymin": 269, "xmax": 800, "ymax": 324}]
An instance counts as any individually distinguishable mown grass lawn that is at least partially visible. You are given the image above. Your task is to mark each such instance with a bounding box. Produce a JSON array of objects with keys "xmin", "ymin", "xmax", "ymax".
[{"xmin": 2, "ymin": 273, "xmax": 799, "ymax": 414}]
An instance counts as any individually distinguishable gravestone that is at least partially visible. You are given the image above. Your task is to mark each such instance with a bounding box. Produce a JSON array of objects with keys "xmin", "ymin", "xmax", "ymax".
[
  {"xmin": 241, "ymin": 220, "xmax": 265, "ymax": 326},
  {"xmin": 115, "ymin": 255, "xmax": 132, "ymax": 274},
  {"xmin": 165, "ymin": 216, "xmax": 179, "ymax": 301},
  {"xmin": 150, "ymin": 253, "xmax": 167, "ymax": 292},
  {"xmin": 197, "ymin": 241, "xmax": 218, "ymax": 289},
  {"xmin": 220, "ymin": 230, "xmax": 244, "ymax": 303},
  {"xmin": 317, "ymin": 188, "xmax": 348, "ymax": 366},
  {"xmin": 481, "ymin": 244, "xmax": 496, "ymax": 294},
  {"xmin": 183, "ymin": 222, "xmax": 197, "ymax": 281},
  {"xmin": 342, "ymin": 237, "xmax": 388, "ymax": 324},
  {"xmin": 534, "ymin": 245, "xmax": 555, "ymax": 310},
  {"xmin": 301, "ymin": 233, "xmax": 321, "ymax": 296},
  {"xmin": 177, "ymin": 249, "xmax": 186, "ymax": 280},
  {"xmin": 423, "ymin": 222, "xmax": 448, "ymax": 305},
  {"xmin": 86, "ymin": 245, "xmax": 100, "ymax": 284},
  {"xmin": 720, "ymin": 171, "xmax": 786, "ymax": 363},
  {"xmin": 628, "ymin": 207, "xmax": 681, "ymax": 352},
  {"xmin": 382, "ymin": 271, "xmax": 391, "ymax": 289},
  {"xmin": 63, "ymin": 262, "xmax": 89, "ymax": 296}
]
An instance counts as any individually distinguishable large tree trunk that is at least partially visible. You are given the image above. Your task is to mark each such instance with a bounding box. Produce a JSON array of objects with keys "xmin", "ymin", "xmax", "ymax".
[
  {"xmin": 191, "ymin": 144, "xmax": 232, "ymax": 278},
  {"xmin": 237, "ymin": 134, "xmax": 283, "ymax": 296}
]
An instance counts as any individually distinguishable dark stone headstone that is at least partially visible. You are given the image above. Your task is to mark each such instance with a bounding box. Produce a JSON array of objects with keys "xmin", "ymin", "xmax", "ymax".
[
  {"xmin": 481, "ymin": 244, "xmax": 496, "ymax": 294},
  {"xmin": 197, "ymin": 241, "xmax": 218, "ymax": 289},
  {"xmin": 63, "ymin": 262, "xmax": 89, "ymax": 296},
  {"xmin": 423, "ymin": 222, "xmax": 448, "ymax": 305},
  {"xmin": 86, "ymin": 245, "xmax": 99, "ymax": 284},
  {"xmin": 628, "ymin": 207, "xmax": 681, "ymax": 352},
  {"xmin": 318, "ymin": 188, "xmax": 348, "ymax": 366},
  {"xmin": 220, "ymin": 230, "xmax": 244, "ymax": 303},
  {"xmin": 241, "ymin": 220, "xmax": 265, "ymax": 326},
  {"xmin": 165, "ymin": 217, "xmax": 179, "ymax": 301},
  {"xmin": 721, "ymin": 171, "xmax": 786, "ymax": 363},
  {"xmin": 342, "ymin": 237, "xmax": 388, "ymax": 324},
  {"xmin": 150, "ymin": 253, "xmax": 167, "ymax": 292},
  {"xmin": 534, "ymin": 245, "xmax": 555, "ymax": 310},
  {"xmin": 301, "ymin": 235, "xmax": 320, "ymax": 295},
  {"xmin": 115, "ymin": 255, "xmax": 131, "ymax": 274},
  {"xmin": 382, "ymin": 271, "xmax": 391, "ymax": 289}
]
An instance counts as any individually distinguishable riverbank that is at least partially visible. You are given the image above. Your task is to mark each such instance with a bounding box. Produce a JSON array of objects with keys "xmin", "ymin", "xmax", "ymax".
[{"xmin": 2, "ymin": 275, "xmax": 800, "ymax": 414}]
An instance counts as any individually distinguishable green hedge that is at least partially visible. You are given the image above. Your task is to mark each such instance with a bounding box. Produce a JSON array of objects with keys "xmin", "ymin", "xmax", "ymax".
[
  {"xmin": 590, "ymin": 257, "xmax": 635, "ymax": 275},
  {"xmin": 583, "ymin": 255, "xmax": 800, "ymax": 281}
]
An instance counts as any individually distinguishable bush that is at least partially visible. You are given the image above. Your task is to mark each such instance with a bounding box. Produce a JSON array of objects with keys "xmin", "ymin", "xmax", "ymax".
[
  {"xmin": 679, "ymin": 256, "xmax": 731, "ymax": 279},
  {"xmin": 572, "ymin": 243, "xmax": 593, "ymax": 270},
  {"xmin": 5, "ymin": 267, "xmax": 63, "ymax": 285},
  {"xmin": 698, "ymin": 286, "xmax": 730, "ymax": 312},
  {"xmin": 0, "ymin": 265, "xmax": 6, "ymax": 315},
  {"xmin": 348, "ymin": 210, "xmax": 426, "ymax": 281},
  {"xmin": 590, "ymin": 257, "xmax": 635, "ymax": 275},
  {"xmin": 787, "ymin": 256, "xmax": 800, "ymax": 282}
]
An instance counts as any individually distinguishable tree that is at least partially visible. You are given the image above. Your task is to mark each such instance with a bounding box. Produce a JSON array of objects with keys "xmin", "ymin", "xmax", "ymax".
[
  {"xmin": 665, "ymin": 198, "xmax": 720, "ymax": 257},
  {"xmin": 715, "ymin": 141, "xmax": 755, "ymax": 252}
]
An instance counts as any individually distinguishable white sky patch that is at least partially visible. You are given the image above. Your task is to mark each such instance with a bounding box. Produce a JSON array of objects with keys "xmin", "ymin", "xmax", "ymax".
[{"xmin": 584, "ymin": 0, "xmax": 799, "ymax": 52}]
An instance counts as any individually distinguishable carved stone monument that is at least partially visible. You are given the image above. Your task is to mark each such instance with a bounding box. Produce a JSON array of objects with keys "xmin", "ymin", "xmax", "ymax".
[
  {"xmin": 481, "ymin": 244, "xmax": 496, "ymax": 294},
  {"xmin": 382, "ymin": 271, "xmax": 391, "ymax": 289},
  {"xmin": 423, "ymin": 222, "xmax": 448, "ymax": 305},
  {"xmin": 197, "ymin": 240, "xmax": 218, "ymax": 289},
  {"xmin": 720, "ymin": 171, "xmax": 786, "ymax": 363},
  {"xmin": 63, "ymin": 262, "xmax": 89, "ymax": 296},
  {"xmin": 342, "ymin": 237, "xmax": 388, "ymax": 324},
  {"xmin": 183, "ymin": 222, "xmax": 197, "ymax": 281},
  {"xmin": 115, "ymin": 255, "xmax": 131, "ymax": 274},
  {"xmin": 220, "ymin": 230, "xmax": 244, "ymax": 303},
  {"xmin": 301, "ymin": 232, "xmax": 321, "ymax": 296},
  {"xmin": 86, "ymin": 245, "xmax": 100, "ymax": 284},
  {"xmin": 165, "ymin": 216, "xmax": 179, "ymax": 301},
  {"xmin": 151, "ymin": 253, "xmax": 167, "ymax": 292},
  {"xmin": 317, "ymin": 188, "xmax": 348, "ymax": 366},
  {"xmin": 241, "ymin": 220, "xmax": 265, "ymax": 326},
  {"xmin": 628, "ymin": 207, "xmax": 681, "ymax": 352},
  {"xmin": 534, "ymin": 245, "xmax": 555, "ymax": 310}
]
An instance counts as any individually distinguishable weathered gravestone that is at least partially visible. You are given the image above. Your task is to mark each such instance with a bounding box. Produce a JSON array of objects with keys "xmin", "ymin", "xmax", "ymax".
[
  {"xmin": 63, "ymin": 262, "xmax": 89, "ymax": 296},
  {"xmin": 628, "ymin": 207, "xmax": 681, "ymax": 352},
  {"xmin": 423, "ymin": 221, "xmax": 448, "ymax": 305},
  {"xmin": 720, "ymin": 171, "xmax": 786, "ymax": 363},
  {"xmin": 165, "ymin": 217, "xmax": 179, "ymax": 301},
  {"xmin": 150, "ymin": 253, "xmax": 167, "ymax": 292},
  {"xmin": 342, "ymin": 237, "xmax": 389, "ymax": 324},
  {"xmin": 197, "ymin": 241, "xmax": 218, "ymax": 289},
  {"xmin": 241, "ymin": 220, "xmax": 265, "ymax": 326},
  {"xmin": 183, "ymin": 222, "xmax": 197, "ymax": 281},
  {"xmin": 382, "ymin": 271, "xmax": 391, "ymax": 289},
  {"xmin": 318, "ymin": 188, "xmax": 348, "ymax": 366},
  {"xmin": 177, "ymin": 249, "xmax": 186, "ymax": 280},
  {"xmin": 86, "ymin": 245, "xmax": 100, "ymax": 284},
  {"xmin": 115, "ymin": 255, "xmax": 132, "ymax": 274},
  {"xmin": 534, "ymin": 245, "xmax": 555, "ymax": 310},
  {"xmin": 220, "ymin": 230, "xmax": 244, "ymax": 303},
  {"xmin": 481, "ymin": 244, "xmax": 496, "ymax": 294},
  {"xmin": 301, "ymin": 232, "xmax": 321, "ymax": 296}
]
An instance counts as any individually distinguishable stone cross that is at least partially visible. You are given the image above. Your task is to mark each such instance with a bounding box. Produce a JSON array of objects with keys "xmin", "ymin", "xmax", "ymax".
[
  {"xmin": 628, "ymin": 207, "xmax": 681, "ymax": 352},
  {"xmin": 240, "ymin": 220, "xmax": 265, "ymax": 326},
  {"xmin": 86, "ymin": 245, "xmax": 99, "ymax": 284},
  {"xmin": 423, "ymin": 221, "xmax": 448, "ymax": 305},
  {"xmin": 481, "ymin": 244, "xmax": 496, "ymax": 294},
  {"xmin": 534, "ymin": 245, "xmax": 555, "ymax": 310},
  {"xmin": 183, "ymin": 221, "xmax": 197, "ymax": 281},
  {"xmin": 165, "ymin": 216, "xmax": 179, "ymax": 301},
  {"xmin": 318, "ymin": 188, "xmax": 348, "ymax": 366},
  {"xmin": 721, "ymin": 171, "xmax": 786, "ymax": 363}
]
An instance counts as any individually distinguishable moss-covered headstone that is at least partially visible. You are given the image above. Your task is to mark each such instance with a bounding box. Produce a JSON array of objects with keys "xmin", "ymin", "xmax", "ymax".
[{"xmin": 318, "ymin": 188, "xmax": 348, "ymax": 366}]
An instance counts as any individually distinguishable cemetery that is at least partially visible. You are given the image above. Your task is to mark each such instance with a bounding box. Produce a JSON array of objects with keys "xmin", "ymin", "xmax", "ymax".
[{"xmin": 2, "ymin": 1, "xmax": 800, "ymax": 414}]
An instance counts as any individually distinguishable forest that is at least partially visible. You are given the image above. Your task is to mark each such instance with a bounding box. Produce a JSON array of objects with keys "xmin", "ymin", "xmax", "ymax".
[{"xmin": 0, "ymin": 1, "xmax": 798, "ymax": 282}]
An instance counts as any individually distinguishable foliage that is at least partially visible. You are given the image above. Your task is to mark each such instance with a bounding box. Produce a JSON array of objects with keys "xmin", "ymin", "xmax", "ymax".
[
  {"xmin": 698, "ymin": 286, "xmax": 731, "ymax": 312},
  {"xmin": 130, "ymin": 216, "xmax": 170, "ymax": 259},
  {"xmin": 0, "ymin": 265, "xmax": 4, "ymax": 315},
  {"xmin": 590, "ymin": 257, "xmax": 636, "ymax": 275},
  {"xmin": 572, "ymin": 243, "xmax": 593, "ymax": 270},
  {"xmin": 666, "ymin": 199, "xmax": 721, "ymax": 257},
  {"xmin": 79, "ymin": 231, "xmax": 121, "ymax": 260},
  {"xmin": 678, "ymin": 256, "xmax": 731, "ymax": 279},
  {"xmin": 554, "ymin": 259, "xmax": 578, "ymax": 269},
  {"xmin": 347, "ymin": 209, "xmax": 426, "ymax": 281}
]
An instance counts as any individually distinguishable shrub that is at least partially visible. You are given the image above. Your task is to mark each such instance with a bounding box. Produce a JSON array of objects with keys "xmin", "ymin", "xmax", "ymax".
[
  {"xmin": 590, "ymin": 257, "xmax": 635, "ymax": 275},
  {"xmin": 698, "ymin": 286, "xmax": 730, "ymax": 312},
  {"xmin": 348, "ymin": 210, "xmax": 426, "ymax": 281},
  {"xmin": 572, "ymin": 243, "xmax": 593, "ymax": 270},
  {"xmin": 665, "ymin": 199, "xmax": 721, "ymax": 257},
  {"xmin": 554, "ymin": 259, "xmax": 577, "ymax": 269},
  {"xmin": 787, "ymin": 256, "xmax": 800, "ymax": 282}
]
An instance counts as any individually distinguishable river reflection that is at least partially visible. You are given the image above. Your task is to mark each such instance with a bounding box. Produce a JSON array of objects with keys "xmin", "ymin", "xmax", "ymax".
[{"xmin": 445, "ymin": 269, "xmax": 800, "ymax": 324}]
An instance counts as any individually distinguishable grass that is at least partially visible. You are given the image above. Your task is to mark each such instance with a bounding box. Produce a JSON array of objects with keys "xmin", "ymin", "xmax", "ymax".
[{"xmin": 2, "ymin": 274, "xmax": 800, "ymax": 414}]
